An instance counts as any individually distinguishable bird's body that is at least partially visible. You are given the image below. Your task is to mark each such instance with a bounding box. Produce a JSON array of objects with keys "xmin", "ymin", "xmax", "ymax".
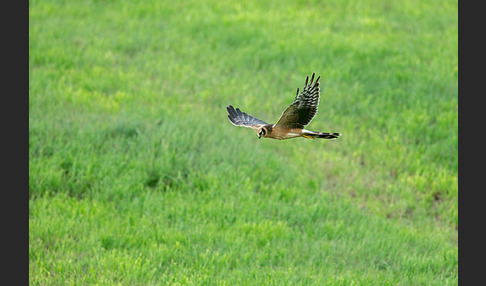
[
  {"xmin": 256, "ymin": 124, "xmax": 301, "ymax": 140},
  {"xmin": 226, "ymin": 73, "xmax": 341, "ymax": 140}
]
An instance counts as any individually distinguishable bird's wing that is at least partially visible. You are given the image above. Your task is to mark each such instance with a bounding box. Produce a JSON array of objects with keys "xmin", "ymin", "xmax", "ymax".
[
  {"xmin": 274, "ymin": 73, "xmax": 321, "ymax": 129},
  {"xmin": 226, "ymin": 105, "xmax": 267, "ymax": 129}
]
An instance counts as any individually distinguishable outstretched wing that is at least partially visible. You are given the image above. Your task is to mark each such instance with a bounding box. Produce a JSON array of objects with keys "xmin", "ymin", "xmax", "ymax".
[
  {"xmin": 274, "ymin": 73, "xmax": 321, "ymax": 129},
  {"xmin": 226, "ymin": 105, "xmax": 267, "ymax": 129}
]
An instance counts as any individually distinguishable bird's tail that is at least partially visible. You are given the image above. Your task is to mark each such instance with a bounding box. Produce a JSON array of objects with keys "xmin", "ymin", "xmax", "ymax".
[{"xmin": 302, "ymin": 130, "xmax": 341, "ymax": 139}]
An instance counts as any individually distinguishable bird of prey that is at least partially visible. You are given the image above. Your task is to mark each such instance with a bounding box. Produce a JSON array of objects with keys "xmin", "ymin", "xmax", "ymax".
[{"xmin": 227, "ymin": 73, "xmax": 341, "ymax": 140}]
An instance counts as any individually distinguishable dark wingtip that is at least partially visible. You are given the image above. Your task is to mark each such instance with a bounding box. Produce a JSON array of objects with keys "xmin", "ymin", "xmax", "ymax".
[
  {"xmin": 227, "ymin": 105, "xmax": 238, "ymax": 118},
  {"xmin": 310, "ymin": 73, "xmax": 315, "ymax": 85}
]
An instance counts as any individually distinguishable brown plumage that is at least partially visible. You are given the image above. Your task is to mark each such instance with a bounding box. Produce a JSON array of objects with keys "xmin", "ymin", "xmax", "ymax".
[{"xmin": 226, "ymin": 73, "xmax": 341, "ymax": 140}]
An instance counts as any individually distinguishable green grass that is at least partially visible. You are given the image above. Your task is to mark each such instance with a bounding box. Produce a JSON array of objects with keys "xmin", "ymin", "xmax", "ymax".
[{"xmin": 29, "ymin": 0, "xmax": 458, "ymax": 284}]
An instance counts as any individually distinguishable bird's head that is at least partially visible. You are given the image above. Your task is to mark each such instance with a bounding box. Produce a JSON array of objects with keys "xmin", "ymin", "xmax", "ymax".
[{"xmin": 257, "ymin": 126, "xmax": 267, "ymax": 139}]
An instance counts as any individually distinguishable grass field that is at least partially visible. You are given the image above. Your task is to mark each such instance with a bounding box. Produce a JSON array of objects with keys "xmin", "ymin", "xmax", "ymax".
[{"xmin": 29, "ymin": 0, "xmax": 458, "ymax": 284}]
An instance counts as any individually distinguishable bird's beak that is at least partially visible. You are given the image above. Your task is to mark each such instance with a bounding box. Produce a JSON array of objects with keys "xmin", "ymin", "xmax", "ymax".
[{"xmin": 258, "ymin": 135, "xmax": 261, "ymax": 139}]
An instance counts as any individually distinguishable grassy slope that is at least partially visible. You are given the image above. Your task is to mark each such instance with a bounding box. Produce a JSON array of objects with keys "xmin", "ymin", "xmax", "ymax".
[{"xmin": 29, "ymin": 0, "xmax": 458, "ymax": 284}]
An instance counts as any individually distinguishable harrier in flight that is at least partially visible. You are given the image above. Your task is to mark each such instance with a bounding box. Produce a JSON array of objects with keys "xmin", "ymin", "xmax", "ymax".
[{"xmin": 227, "ymin": 73, "xmax": 341, "ymax": 140}]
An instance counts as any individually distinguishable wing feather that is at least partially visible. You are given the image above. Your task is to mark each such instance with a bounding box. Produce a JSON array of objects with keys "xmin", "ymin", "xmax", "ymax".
[
  {"xmin": 226, "ymin": 105, "xmax": 267, "ymax": 129},
  {"xmin": 274, "ymin": 73, "xmax": 321, "ymax": 129}
]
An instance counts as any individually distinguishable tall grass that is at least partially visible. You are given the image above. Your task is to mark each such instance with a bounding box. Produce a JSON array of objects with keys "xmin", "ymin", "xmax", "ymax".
[{"xmin": 30, "ymin": 0, "xmax": 458, "ymax": 284}]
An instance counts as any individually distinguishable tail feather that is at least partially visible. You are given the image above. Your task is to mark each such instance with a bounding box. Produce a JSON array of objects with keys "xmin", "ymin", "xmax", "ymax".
[{"xmin": 302, "ymin": 131, "xmax": 341, "ymax": 139}]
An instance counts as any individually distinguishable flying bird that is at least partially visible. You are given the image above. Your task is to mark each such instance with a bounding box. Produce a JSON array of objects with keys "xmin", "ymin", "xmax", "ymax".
[{"xmin": 227, "ymin": 73, "xmax": 341, "ymax": 140}]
